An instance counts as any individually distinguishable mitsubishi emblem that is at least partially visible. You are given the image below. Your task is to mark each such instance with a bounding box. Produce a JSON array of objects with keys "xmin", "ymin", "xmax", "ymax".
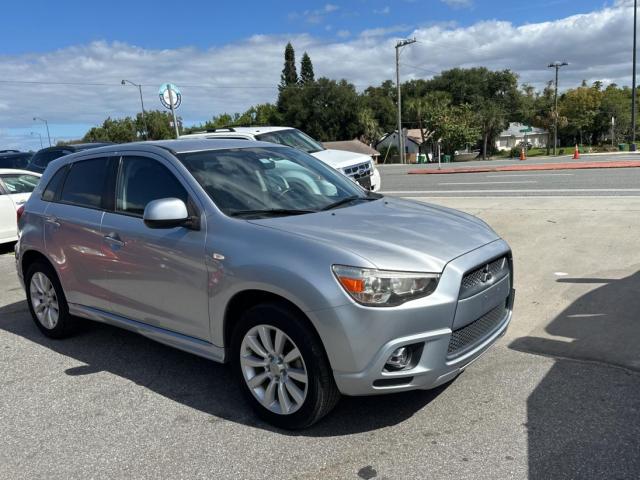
[{"xmin": 481, "ymin": 264, "xmax": 493, "ymax": 283}]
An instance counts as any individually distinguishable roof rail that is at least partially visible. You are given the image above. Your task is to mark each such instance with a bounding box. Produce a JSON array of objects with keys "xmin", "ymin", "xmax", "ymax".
[{"xmin": 205, "ymin": 127, "xmax": 236, "ymax": 133}]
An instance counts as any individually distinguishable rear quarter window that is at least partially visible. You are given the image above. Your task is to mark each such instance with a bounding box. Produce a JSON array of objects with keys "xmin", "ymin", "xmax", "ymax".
[{"xmin": 41, "ymin": 166, "xmax": 68, "ymax": 202}]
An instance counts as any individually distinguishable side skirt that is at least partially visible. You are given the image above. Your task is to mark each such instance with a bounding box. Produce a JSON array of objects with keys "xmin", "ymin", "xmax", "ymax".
[{"xmin": 68, "ymin": 303, "xmax": 227, "ymax": 363}]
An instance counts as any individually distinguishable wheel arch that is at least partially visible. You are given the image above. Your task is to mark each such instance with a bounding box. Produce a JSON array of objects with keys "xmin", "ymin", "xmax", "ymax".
[
  {"xmin": 21, "ymin": 249, "xmax": 55, "ymax": 279},
  {"xmin": 223, "ymin": 289, "xmax": 326, "ymax": 359}
]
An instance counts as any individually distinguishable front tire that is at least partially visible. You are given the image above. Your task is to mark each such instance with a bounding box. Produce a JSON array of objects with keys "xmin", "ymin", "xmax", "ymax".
[
  {"xmin": 25, "ymin": 261, "xmax": 75, "ymax": 339},
  {"xmin": 232, "ymin": 303, "xmax": 340, "ymax": 429}
]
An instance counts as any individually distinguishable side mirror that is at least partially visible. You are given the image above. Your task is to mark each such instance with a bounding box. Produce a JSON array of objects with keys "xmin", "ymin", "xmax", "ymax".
[{"xmin": 143, "ymin": 198, "xmax": 189, "ymax": 229}]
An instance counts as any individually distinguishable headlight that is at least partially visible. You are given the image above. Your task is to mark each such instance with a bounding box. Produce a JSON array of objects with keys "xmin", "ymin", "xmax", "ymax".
[{"xmin": 332, "ymin": 265, "xmax": 440, "ymax": 307}]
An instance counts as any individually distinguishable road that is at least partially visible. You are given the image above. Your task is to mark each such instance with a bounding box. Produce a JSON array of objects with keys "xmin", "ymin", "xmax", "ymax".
[
  {"xmin": 379, "ymin": 163, "xmax": 640, "ymax": 196},
  {"xmin": 1, "ymin": 167, "xmax": 639, "ymax": 479}
]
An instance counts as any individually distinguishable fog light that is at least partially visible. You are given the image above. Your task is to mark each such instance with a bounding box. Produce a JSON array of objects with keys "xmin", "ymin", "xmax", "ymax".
[{"xmin": 385, "ymin": 347, "xmax": 411, "ymax": 371}]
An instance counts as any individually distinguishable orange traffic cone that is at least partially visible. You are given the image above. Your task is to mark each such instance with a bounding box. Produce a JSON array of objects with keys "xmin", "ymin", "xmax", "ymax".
[
  {"xmin": 520, "ymin": 147, "xmax": 526, "ymax": 161},
  {"xmin": 573, "ymin": 144, "xmax": 580, "ymax": 160}
]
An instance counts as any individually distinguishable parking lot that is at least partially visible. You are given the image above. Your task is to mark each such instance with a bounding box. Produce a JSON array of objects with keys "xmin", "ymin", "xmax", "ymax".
[{"xmin": 1, "ymin": 169, "xmax": 640, "ymax": 479}]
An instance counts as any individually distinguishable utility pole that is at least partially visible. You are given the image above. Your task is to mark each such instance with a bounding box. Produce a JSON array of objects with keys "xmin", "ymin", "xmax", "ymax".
[
  {"xmin": 548, "ymin": 61, "xmax": 568, "ymax": 156},
  {"xmin": 121, "ymin": 79, "xmax": 148, "ymax": 139},
  {"xmin": 395, "ymin": 38, "xmax": 416, "ymax": 164},
  {"xmin": 632, "ymin": 0, "xmax": 638, "ymax": 150}
]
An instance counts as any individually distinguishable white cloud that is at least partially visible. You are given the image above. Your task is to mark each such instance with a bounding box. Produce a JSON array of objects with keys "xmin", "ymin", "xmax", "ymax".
[
  {"xmin": 1, "ymin": 2, "xmax": 637, "ymax": 149},
  {"xmin": 290, "ymin": 4, "xmax": 339, "ymax": 24},
  {"xmin": 441, "ymin": 0, "xmax": 473, "ymax": 8},
  {"xmin": 374, "ymin": 6, "xmax": 391, "ymax": 15}
]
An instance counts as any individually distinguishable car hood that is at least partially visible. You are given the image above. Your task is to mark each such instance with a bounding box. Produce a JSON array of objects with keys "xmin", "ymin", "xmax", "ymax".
[
  {"xmin": 249, "ymin": 197, "xmax": 500, "ymax": 272},
  {"xmin": 311, "ymin": 149, "xmax": 372, "ymax": 170}
]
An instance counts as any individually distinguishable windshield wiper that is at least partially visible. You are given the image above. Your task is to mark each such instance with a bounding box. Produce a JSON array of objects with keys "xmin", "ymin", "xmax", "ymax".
[
  {"xmin": 321, "ymin": 196, "xmax": 374, "ymax": 211},
  {"xmin": 230, "ymin": 209, "xmax": 317, "ymax": 218}
]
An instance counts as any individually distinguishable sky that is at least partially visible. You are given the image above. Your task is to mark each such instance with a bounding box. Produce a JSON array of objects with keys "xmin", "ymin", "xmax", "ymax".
[{"xmin": 0, "ymin": 0, "xmax": 635, "ymax": 150}]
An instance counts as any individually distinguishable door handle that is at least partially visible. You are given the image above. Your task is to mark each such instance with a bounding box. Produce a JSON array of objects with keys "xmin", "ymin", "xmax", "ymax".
[
  {"xmin": 103, "ymin": 232, "xmax": 125, "ymax": 247},
  {"xmin": 44, "ymin": 215, "xmax": 61, "ymax": 228}
]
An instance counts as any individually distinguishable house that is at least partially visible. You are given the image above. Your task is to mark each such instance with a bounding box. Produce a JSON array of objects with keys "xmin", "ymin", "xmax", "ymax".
[
  {"xmin": 322, "ymin": 139, "xmax": 381, "ymax": 163},
  {"xmin": 496, "ymin": 123, "xmax": 548, "ymax": 151},
  {"xmin": 375, "ymin": 129, "xmax": 428, "ymax": 163}
]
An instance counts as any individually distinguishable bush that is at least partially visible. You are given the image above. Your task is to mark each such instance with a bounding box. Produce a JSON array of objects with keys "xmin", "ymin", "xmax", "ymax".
[{"xmin": 558, "ymin": 148, "xmax": 565, "ymax": 155}]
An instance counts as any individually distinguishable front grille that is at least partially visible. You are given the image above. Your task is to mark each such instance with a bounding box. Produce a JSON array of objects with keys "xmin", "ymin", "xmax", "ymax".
[
  {"xmin": 343, "ymin": 161, "xmax": 372, "ymax": 180},
  {"xmin": 460, "ymin": 256, "xmax": 510, "ymax": 299},
  {"xmin": 447, "ymin": 303, "xmax": 508, "ymax": 359}
]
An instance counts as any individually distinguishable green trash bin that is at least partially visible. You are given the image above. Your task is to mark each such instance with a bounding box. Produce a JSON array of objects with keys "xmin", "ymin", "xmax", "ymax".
[
  {"xmin": 418, "ymin": 153, "xmax": 427, "ymax": 164},
  {"xmin": 619, "ymin": 143, "xmax": 627, "ymax": 151},
  {"xmin": 442, "ymin": 154, "xmax": 451, "ymax": 163}
]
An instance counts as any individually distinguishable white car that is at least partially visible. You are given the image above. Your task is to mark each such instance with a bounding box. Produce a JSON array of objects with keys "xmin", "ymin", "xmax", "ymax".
[
  {"xmin": 0, "ymin": 169, "xmax": 41, "ymax": 244},
  {"xmin": 180, "ymin": 127, "xmax": 381, "ymax": 192}
]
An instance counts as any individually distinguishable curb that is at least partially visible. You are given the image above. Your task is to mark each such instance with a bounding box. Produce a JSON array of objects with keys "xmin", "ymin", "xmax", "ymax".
[{"xmin": 407, "ymin": 161, "xmax": 640, "ymax": 175}]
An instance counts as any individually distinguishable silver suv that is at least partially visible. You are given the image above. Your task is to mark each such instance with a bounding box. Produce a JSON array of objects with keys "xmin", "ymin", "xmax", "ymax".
[{"xmin": 16, "ymin": 140, "xmax": 514, "ymax": 429}]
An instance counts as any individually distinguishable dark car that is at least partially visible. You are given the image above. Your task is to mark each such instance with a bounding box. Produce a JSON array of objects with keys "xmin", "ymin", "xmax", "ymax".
[
  {"xmin": 0, "ymin": 152, "xmax": 33, "ymax": 170},
  {"xmin": 25, "ymin": 143, "xmax": 113, "ymax": 174}
]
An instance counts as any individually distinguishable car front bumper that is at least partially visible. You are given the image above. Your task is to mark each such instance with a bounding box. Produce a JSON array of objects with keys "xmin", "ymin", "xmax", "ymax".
[{"xmin": 312, "ymin": 239, "xmax": 514, "ymax": 396}]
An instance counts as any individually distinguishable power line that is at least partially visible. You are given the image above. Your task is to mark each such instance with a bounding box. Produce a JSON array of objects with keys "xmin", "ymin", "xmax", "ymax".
[
  {"xmin": 0, "ymin": 79, "xmax": 374, "ymax": 89},
  {"xmin": 401, "ymin": 63, "xmax": 441, "ymax": 76}
]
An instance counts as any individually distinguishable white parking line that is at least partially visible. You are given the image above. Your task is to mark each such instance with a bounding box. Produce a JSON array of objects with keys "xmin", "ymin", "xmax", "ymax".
[
  {"xmin": 438, "ymin": 181, "xmax": 538, "ymax": 186},
  {"xmin": 485, "ymin": 173, "xmax": 574, "ymax": 178},
  {"xmin": 381, "ymin": 188, "xmax": 640, "ymax": 194}
]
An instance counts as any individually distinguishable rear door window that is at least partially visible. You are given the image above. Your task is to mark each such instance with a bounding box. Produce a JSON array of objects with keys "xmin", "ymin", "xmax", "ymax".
[{"xmin": 59, "ymin": 158, "xmax": 111, "ymax": 209}]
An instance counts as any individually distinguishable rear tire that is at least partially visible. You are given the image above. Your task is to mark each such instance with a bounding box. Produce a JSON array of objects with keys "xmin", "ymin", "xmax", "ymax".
[
  {"xmin": 25, "ymin": 261, "xmax": 75, "ymax": 339},
  {"xmin": 231, "ymin": 302, "xmax": 340, "ymax": 429}
]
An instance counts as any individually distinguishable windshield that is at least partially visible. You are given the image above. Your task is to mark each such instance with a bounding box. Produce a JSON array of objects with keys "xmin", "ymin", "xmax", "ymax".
[
  {"xmin": 178, "ymin": 146, "xmax": 378, "ymax": 218},
  {"xmin": 255, "ymin": 129, "xmax": 325, "ymax": 154},
  {"xmin": 1, "ymin": 174, "xmax": 40, "ymax": 194}
]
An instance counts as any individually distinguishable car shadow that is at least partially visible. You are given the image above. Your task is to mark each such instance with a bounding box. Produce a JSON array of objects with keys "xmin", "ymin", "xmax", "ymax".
[
  {"xmin": 0, "ymin": 241, "xmax": 16, "ymax": 255},
  {"xmin": 510, "ymin": 271, "xmax": 640, "ymax": 479},
  {"xmin": 0, "ymin": 300, "xmax": 446, "ymax": 436}
]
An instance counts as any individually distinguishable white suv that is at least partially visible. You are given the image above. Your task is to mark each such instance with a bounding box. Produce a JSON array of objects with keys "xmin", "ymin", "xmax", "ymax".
[{"xmin": 180, "ymin": 127, "xmax": 381, "ymax": 192}]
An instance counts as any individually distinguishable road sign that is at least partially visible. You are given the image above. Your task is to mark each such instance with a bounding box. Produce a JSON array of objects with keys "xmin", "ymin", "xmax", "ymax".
[
  {"xmin": 519, "ymin": 127, "xmax": 533, "ymax": 133},
  {"xmin": 158, "ymin": 83, "xmax": 181, "ymax": 110}
]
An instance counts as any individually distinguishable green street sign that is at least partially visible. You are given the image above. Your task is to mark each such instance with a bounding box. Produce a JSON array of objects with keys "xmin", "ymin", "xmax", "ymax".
[{"xmin": 520, "ymin": 127, "xmax": 533, "ymax": 133}]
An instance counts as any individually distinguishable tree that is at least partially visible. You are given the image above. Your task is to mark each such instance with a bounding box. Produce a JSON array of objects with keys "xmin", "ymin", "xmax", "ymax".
[
  {"xmin": 82, "ymin": 110, "xmax": 178, "ymax": 142},
  {"xmin": 360, "ymin": 80, "xmax": 397, "ymax": 134},
  {"xmin": 356, "ymin": 107, "xmax": 382, "ymax": 145},
  {"xmin": 279, "ymin": 78, "xmax": 361, "ymax": 141},
  {"xmin": 595, "ymin": 85, "xmax": 632, "ymax": 144},
  {"xmin": 299, "ymin": 52, "xmax": 315, "ymax": 85},
  {"xmin": 560, "ymin": 85, "xmax": 602, "ymax": 145},
  {"xmin": 476, "ymin": 102, "xmax": 507, "ymax": 160},
  {"xmin": 421, "ymin": 99, "xmax": 481, "ymax": 156},
  {"xmin": 137, "ymin": 110, "xmax": 179, "ymax": 140},
  {"xmin": 279, "ymin": 42, "xmax": 298, "ymax": 90}
]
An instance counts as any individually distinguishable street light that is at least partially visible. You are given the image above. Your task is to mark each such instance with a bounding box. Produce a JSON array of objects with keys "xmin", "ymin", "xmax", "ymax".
[
  {"xmin": 548, "ymin": 61, "xmax": 569, "ymax": 156},
  {"xmin": 30, "ymin": 131, "xmax": 43, "ymax": 149},
  {"xmin": 32, "ymin": 117, "xmax": 51, "ymax": 147},
  {"xmin": 121, "ymin": 79, "xmax": 148, "ymax": 139}
]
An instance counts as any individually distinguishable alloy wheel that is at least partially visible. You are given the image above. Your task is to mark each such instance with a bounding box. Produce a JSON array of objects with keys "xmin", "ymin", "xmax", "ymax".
[
  {"xmin": 240, "ymin": 325, "xmax": 309, "ymax": 415},
  {"xmin": 30, "ymin": 272, "xmax": 59, "ymax": 329}
]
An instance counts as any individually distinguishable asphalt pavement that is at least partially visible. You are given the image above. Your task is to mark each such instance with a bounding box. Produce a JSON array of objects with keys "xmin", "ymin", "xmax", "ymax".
[
  {"xmin": 1, "ymin": 171, "xmax": 639, "ymax": 479},
  {"xmin": 380, "ymin": 162, "xmax": 640, "ymax": 196}
]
